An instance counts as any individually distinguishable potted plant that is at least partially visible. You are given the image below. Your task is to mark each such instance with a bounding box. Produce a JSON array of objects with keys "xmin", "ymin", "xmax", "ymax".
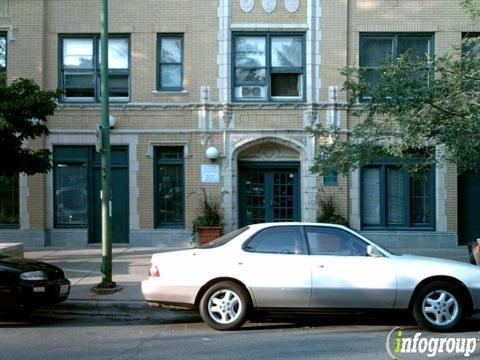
[
  {"xmin": 192, "ymin": 189, "xmax": 223, "ymax": 246},
  {"xmin": 317, "ymin": 193, "xmax": 349, "ymax": 227}
]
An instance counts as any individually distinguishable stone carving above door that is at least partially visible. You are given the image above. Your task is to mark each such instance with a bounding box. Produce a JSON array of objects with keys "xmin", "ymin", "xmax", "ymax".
[{"xmin": 238, "ymin": 142, "xmax": 300, "ymax": 161}]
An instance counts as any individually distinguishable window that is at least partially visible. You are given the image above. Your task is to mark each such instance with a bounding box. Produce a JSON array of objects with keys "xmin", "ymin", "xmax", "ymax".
[
  {"xmin": 157, "ymin": 35, "xmax": 183, "ymax": 91},
  {"xmin": 0, "ymin": 176, "xmax": 19, "ymax": 227},
  {"xmin": 0, "ymin": 33, "xmax": 6, "ymax": 86},
  {"xmin": 233, "ymin": 33, "xmax": 305, "ymax": 102},
  {"xmin": 155, "ymin": 147, "xmax": 184, "ymax": 228},
  {"xmin": 60, "ymin": 35, "xmax": 130, "ymax": 101},
  {"xmin": 360, "ymin": 34, "xmax": 433, "ymax": 97},
  {"xmin": 462, "ymin": 33, "xmax": 480, "ymax": 56},
  {"xmin": 244, "ymin": 226, "xmax": 306, "ymax": 254},
  {"xmin": 305, "ymin": 226, "xmax": 368, "ymax": 256},
  {"xmin": 361, "ymin": 163, "xmax": 435, "ymax": 229},
  {"xmin": 55, "ymin": 163, "xmax": 88, "ymax": 226}
]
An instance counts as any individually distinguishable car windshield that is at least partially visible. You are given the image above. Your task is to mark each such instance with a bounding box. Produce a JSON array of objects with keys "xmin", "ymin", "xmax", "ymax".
[{"xmin": 200, "ymin": 227, "xmax": 249, "ymax": 249}]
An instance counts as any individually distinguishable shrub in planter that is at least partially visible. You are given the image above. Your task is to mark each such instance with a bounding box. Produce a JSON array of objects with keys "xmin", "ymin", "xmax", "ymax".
[{"xmin": 192, "ymin": 189, "xmax": 223, "ymax": 246}]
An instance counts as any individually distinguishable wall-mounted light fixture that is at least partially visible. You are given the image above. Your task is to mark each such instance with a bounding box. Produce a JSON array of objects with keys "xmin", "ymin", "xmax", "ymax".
[
  {"xmin": 206, "ymin": 146, "xmax": 220, "ymax": 162},
  {"xmin": 109, "ymin": 115, "xmax": 116, "ymax": 129}
]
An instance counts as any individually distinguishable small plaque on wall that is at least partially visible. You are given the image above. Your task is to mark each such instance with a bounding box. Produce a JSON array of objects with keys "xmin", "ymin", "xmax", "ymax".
[
  {"xmin": 201, "ymin": 164, "xmax": 220, "ymax": 183},
  {"xmin": 323, "ymin": 170, "xmax": 338, "ymax": 186}
]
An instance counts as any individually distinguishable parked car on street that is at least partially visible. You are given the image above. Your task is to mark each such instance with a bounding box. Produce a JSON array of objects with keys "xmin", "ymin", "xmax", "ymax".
[
  {"xmin": 142, "ymin": 222, "xmax": 480, "ymax": 331},
  {"xmin": 0, "ymin": 255, "xmax": 70, "ymax": 314}
]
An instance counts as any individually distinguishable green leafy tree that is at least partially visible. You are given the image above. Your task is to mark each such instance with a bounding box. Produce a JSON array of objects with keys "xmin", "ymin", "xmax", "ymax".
[
  {"xmin": 309, "ymin": 34, "xmax": 480, "ymax": 176},
  {"xmin": 0, "ymin": 78, "xmax": 60, "ymax": 176}
]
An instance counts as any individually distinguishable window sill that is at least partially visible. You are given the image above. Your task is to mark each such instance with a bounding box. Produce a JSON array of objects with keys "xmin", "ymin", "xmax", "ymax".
[
  {"xmin": 152, "ymin": 90, "xmax": 188, "ymax": 95},
  {"xmin": 0, "ymin": 225, "xmax": 20, "ymax": 230}
]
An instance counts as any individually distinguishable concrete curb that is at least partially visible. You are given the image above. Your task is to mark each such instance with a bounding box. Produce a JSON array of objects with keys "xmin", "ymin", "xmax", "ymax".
[{"xmin": 37, "ymin": 300, "xmax": 153, "ymax": 316}]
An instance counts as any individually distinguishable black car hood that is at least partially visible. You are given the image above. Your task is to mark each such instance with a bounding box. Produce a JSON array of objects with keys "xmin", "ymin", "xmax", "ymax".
[{"xmin": 0, "ymin": 256, "xmax": 64, "ymax": 277}]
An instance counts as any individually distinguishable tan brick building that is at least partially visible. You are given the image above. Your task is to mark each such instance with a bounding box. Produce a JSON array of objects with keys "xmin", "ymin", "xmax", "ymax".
[{"xmin": 0, "ymin": 0, "xmax": 477, "ymax": 248}]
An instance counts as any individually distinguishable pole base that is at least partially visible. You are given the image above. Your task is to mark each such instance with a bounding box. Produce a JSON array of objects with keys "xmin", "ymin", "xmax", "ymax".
[{"xmin": 91, "ymin": 281, "xmax": 123, "ymax": 295}]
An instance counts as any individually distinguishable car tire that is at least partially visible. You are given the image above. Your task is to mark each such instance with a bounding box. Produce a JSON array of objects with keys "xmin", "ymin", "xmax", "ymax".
[
  {"xmin": 199, "ymin": 281, "xmax": 250, "ymax": 331},
  {"xmin": 412, "ymin": 281, "xmax": 465, "ymax": 332}
]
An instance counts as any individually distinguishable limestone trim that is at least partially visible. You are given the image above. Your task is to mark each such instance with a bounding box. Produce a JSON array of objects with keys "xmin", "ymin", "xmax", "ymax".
[
  {"xmin": 230, "ymin": 23, "xmax": 309, "ymax": 31},
  {"xmin": 306, "ymin": 0, "xmax": 322, "ymax": 103},
  {"xmin": 145, "ymin": 141, "xmax": 191, "ymax": 159},
  {"xmin": 46, "ymin": 133, "xmax": 140, "ymax": 231},
  {"xmin": 19, "ymin": 173, "xmax": 29, "ymax": 230},
  {"xmin": 218, "ymin": 0, "xmax": 232, "ymax": 103}
]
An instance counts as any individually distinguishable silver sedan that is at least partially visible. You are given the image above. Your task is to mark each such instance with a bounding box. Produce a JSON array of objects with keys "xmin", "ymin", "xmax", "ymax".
[{"xmin": 141, "ymin": 223, "xmax": 480, "ymax": 331}]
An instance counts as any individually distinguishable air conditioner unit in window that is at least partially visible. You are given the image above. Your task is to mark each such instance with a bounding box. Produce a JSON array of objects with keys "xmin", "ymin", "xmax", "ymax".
[{"xmin": 239, "ymin": 86, "xmax": 264, "ymax": 99}]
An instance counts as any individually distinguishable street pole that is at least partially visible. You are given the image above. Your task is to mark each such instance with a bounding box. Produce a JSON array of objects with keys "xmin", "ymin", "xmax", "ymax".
[{"xmin": 98, "ymin": 0, "xmax": 115, "ymax": 289}]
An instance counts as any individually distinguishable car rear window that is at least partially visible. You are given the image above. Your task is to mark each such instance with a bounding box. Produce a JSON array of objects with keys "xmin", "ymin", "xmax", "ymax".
[{"xmin": 200, "ymin": 227, "xmax": 249, "ymax": 248}]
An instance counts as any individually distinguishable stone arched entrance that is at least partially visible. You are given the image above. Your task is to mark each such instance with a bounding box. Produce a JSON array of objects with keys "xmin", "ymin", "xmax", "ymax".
[
  {"xmin": 221, "ymin": 134, "xmax": 318, "ymax": 232},
  {"xmin": 237, "ymin": 142, "xmax": 301, "ymax": 227}
]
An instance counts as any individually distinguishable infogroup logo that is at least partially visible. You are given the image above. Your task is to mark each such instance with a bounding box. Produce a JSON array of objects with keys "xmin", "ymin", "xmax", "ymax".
[{"xmin": 385, "ymin": 327, "xmax": 479, "ymax": 359}]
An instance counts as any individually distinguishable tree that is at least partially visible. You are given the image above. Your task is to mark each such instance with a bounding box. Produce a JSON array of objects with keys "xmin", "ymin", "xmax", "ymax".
[
  {"xmin": 0, "ymin": 79, "xmax": 60, "ymax": 176},
  {"xmin": 309, "ymin": 34, "xmax": 480, "ymax": 177}
]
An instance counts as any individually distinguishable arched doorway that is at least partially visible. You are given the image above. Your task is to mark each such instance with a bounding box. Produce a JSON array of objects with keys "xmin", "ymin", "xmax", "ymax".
[{"xmin": 237, "ymin": 142, "xmax": 301, "ymax": 226}]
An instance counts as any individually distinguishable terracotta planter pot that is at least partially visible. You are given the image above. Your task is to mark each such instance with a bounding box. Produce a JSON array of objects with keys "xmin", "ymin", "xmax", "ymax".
[{"xmin": 197, "ymin": 226, "xmax": 222, "ymax": 246}]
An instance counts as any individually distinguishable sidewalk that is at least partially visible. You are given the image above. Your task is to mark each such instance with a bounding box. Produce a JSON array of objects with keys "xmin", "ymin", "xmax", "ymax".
[{"xmin": 25, "ymin": 246, "xmax": 471, "ymax": 314}]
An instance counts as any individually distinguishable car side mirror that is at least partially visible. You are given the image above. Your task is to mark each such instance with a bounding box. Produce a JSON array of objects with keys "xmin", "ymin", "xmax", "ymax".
[{"xmin": 367, "ymin": 245, "xmax": 382, "ymax": 257}]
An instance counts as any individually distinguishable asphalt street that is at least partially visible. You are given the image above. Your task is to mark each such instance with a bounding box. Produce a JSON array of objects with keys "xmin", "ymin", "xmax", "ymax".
[{"xmin": 2, "ymin": 309, "xmax": 480, "ymax": 360}]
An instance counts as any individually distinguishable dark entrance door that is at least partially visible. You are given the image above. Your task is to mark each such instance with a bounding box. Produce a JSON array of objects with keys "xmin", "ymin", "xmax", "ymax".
[
  {"xmin": 91, "ymin": 148, "xmax": 129, "ymax": 244},
  {"xmin": 238, "ymin": 162, "xmax": 300, "ymax": 227},
  {"xmin": 458, "ymin": 171, "xmax": 480, "ymax": 245}
]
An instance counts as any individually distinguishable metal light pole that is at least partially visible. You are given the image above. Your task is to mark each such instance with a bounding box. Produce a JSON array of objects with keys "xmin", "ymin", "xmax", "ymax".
[{"xmin": 98, "ymin": 0, "xmax": 115, "ymax": 289}]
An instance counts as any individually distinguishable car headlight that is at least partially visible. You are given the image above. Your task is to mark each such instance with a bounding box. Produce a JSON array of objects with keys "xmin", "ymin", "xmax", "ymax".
[{"xmin": 20, "ymin": 271, "xmax": 46, "ymax": 281}]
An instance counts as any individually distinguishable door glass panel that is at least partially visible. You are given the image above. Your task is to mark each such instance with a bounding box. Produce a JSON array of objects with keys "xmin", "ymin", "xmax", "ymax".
[
  {"xmin": 245, "ymin": 226, "xmax": 305, "ymax": 254},
  {"xmin": 305, "ymin": 226, "xmax": 368, "ymax": 256},
  {"xmin": 157, "ymin": 165, "xmax": 184, "ymax": 224},
  {"xmin": 244, "ymin": 172, "xmax": 265, "ymax": 225},
  {"xmin": 386, "ymin": 167, "xmax": 406, "ymax": 226},
  {"xmin": 362, "ymin": 168, "xmax": 381, "ymax": 225},
  {"xmin": 55, "ymin": 163, "xmax": 88, "ymax": 225},
  {"xmin": 272, "ymin": 172, "xmax": 295, "ymax": 222},
  {"xmin": 410, "ymin": 172, "xmax": 430, "ymax": 225}
]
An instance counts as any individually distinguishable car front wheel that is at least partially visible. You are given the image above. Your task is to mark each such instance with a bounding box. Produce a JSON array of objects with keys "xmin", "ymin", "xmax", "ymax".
[
  {"xmin": 412, "ymin": 281, "xmax": 465, "ymax": 332},
  {"xmin": 199, "ymin": 281, "xmax": 249, "ymax": 331}
]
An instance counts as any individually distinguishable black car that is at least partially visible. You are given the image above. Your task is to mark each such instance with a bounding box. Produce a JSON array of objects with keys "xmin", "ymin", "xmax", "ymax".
[{"xmin": 0, "ymin": 255, "xmax": 70, "ymax": 313}]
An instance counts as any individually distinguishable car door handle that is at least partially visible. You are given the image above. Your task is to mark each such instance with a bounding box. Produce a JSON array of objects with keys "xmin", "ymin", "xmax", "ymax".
[{"xmin": 317, "ymin": 265, "xmax": 325, "ymax": 268}]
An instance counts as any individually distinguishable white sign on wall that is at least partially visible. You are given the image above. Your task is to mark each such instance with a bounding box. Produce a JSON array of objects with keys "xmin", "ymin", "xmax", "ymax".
[{"xmin": 201, "ymin": 164, "xmax": 220, "ymax": 183}]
